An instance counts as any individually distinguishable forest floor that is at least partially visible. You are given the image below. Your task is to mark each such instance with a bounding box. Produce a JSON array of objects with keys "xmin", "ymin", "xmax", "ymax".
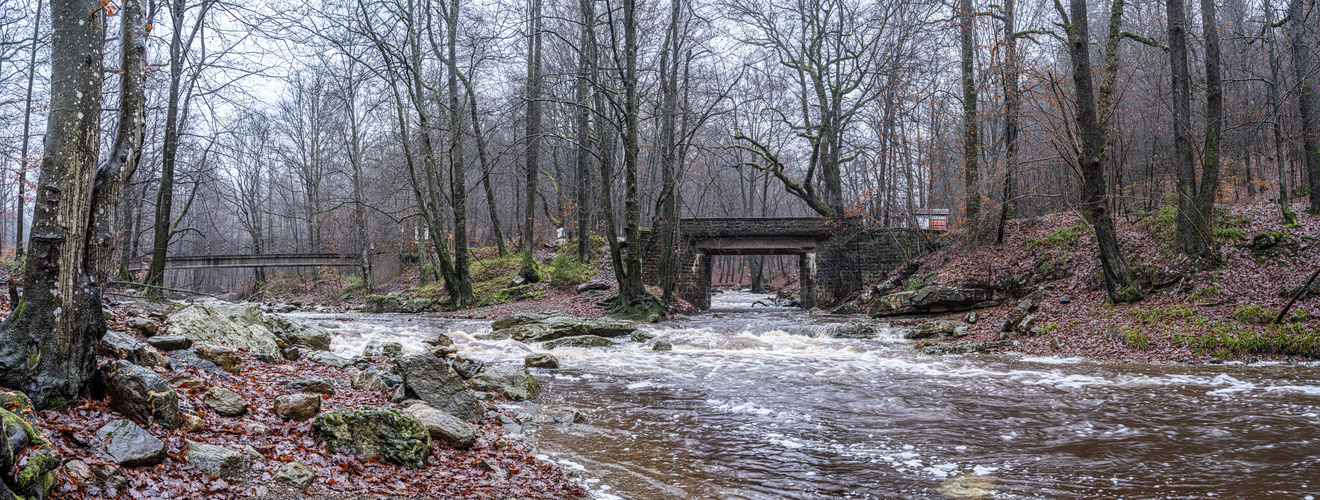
[{"xmin": 874, "ymin": 200, "xmax": 1320, "ymax": 363}]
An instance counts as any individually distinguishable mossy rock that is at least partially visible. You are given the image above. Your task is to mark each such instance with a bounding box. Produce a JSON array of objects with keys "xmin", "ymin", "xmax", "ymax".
[
  {"xmin": 1, "ymin": 407, "xmax": 57, "ymax": 500},
  {"xmin": 364, "ymin": 295, "xmax": 402, "ymax": 313},
  {"xmin": 312, "ymin": 407, "xmax": 431, "ymax": 468}
]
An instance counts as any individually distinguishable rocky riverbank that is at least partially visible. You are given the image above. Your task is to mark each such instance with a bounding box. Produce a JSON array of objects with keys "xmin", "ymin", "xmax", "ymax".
[
  {"xmin": 844, "ymin": 202, "xmax": 1320, "ymax": 364},
  {"xmin": 10, "ymin": 299, "xmax": 588, "ymax": 499}
]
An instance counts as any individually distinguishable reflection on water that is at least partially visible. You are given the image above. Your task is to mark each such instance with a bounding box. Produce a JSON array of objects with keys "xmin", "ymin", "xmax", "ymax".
[{"xmin": 293, "ymin": 292, "xmax": 1320, "ymax": 499}]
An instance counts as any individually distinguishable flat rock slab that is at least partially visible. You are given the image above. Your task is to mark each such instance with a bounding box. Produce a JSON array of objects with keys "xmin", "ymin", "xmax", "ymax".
[
  {"xmin": 97, "ymin": 420, "xmax": 166, "ymax": 467},
  {"xmin": 543, "ymin": 335, "xmax": 616, "ymax": 349}
]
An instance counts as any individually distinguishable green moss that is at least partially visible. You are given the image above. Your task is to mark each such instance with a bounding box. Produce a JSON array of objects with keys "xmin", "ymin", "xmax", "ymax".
[{"xmin": 1189, "ymin": 287, "xmax": 1221, "ymax": 303}]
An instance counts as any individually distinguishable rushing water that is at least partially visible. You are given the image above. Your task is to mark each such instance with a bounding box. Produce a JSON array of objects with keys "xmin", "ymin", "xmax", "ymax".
[{"xmin": 295, "ymin": 292, "xmax": 1320, "ymax": 499}]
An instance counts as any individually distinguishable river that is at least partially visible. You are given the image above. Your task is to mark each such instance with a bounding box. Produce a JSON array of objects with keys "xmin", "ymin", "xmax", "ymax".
[{"xmin": 295, "ymin": 291, "xmax": 1320, "ymax": 499}]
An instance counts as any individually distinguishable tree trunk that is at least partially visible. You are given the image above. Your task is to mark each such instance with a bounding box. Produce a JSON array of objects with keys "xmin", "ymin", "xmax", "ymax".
[
  {"xmin": 1059, "ymin": 0, "xmax": 1140, "ymax": 303},
  {"xmin": 146, "ymin": 0, "xmax": 190, "ymax": 293},
  {"xmin": 1290, "ymin": 0, "xmax": 1320, "ymax": 213},
  {"xmin": 1265, "ymin": 0, "xmax": 1293, "ymax": 222},
  {"xmin": 657, "ymin": 0, "xmax": 682, "ymax": 306},
  {"xmin": 447, "ymin": 0, "xmax": 474, "ymax": 306},
  {"xmin": 0, "ymin": 0, "xmax": 106, "ymax": 410},
  {"xmin": 15, "ymin": 0, "xmax": 43, "ymax": 259},
  {"xmin": 618, "ymin": 0, "xmax": 649, "ymax": 310},
  {"xmin": 575, "ymin": 0, "xmax": 596, "ymax": 262},
  {"xmin": 1167, "ymin": 0, "xmax": 1198, "ymax": 257},
  {"xmin": 520, "ymin": 0, "xmax": 543, "ymax": 283},
  {"xmin": 1193, "ymin": 0, "xmax": 1223, "ymax": 255},
  {"xmin": 997, "ymin": 0, "xmax": 1019, "ymax": 244},
  {"xmin": 960, "ymin": 0, "xmax": 980, "ymax": 234}
]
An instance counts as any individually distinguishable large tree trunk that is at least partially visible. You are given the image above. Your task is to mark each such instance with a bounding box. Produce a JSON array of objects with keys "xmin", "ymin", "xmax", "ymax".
[
  {"xmin": 575, "ymin": 0, "xmax": 596, "ymax": 262},
  {"xmin": 960, "ymin": 0, "xmax": 980, "ymax": 234},
  {"xmin": 1059, "ymin": 0, "xmax": 1140, "ymax": 303},
  {"xmin": 91, "ymin": 0, "xmax": 149, "ymax": 285},
  {"xmin": 1167, "ymin": 0, "xmax": 1199, "ymax": 257},
  {"xmin": 1265, "ymin": 0, "xmax": 1294, "ymax": 223},
  {"xmin": 1192, "ymin": 0, "xmax": 1223, "ymax": 255},
  {"xmin": 997, "ymin": 0, "xmax": 1019, "ymax": 244},
  {"xmin": 0, "ymin": 0, "xmax": 106, "ymax": 410},
  {"xmin": 619, "ymin": 0, "xmax": 648, "ymax": 308},
  {"xmin": 447, "ymin": 0, "xmax": 474, "ymax": 306},
  {"xmin": 1290, "ymin": 0, "xmax": 1320, "ymax": 213},
  {"xmin": 520, "ymin": 0, "xmax": 543, "ymax": 283},
  {"xmin": 146, "ymin": 0, "xmax": 190, "ymax": 293},
  {"xmin": 656, "ymin": 0, "xmax": 682, "ymax": 306}
]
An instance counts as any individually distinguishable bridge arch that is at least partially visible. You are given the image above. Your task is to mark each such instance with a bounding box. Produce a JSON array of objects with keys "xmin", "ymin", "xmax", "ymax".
[{"xmin": 643, "ymin": 218, "xmax": 938, "ymax": 310}]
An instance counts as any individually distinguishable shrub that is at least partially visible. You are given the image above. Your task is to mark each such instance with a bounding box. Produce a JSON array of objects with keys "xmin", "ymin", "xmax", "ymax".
[
  {"xmin": 1231, "ymin": 304, "xmax": 1274, "ymax": 325},
  {"xmin": 1123, "ymin": 328, "xmax": 1151, "ymax": 350}
]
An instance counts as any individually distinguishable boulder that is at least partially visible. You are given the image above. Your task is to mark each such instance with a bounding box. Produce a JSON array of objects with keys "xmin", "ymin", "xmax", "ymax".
[
  {"xmin": 489, "ymin": 312, "xmax": 587, "ymax": 341},
  {"xmin": 906, "ymin": 320, "xmax": 963, "ymax": 340},
  {"xmin": 814, "ymin": 323, "xmax": 883, "ymax": 339},
  {"xmin": 363, "ymin": 295, "xmax": 401, "ymax": 313},
  {"xmin": 98, "ymin": 360, "xmax": 181, "ymax": 430},
  {"xmin": 544, "ymin": 335, "xmax": 616, "ymax": 349},
  {"xmin": 0, "ymin": 408, "xmax": 58, "ymax": 499},
  {"xmin": 395, "ymin": 352, "xmax": 484, "ymax": 421},
  {"xmin": 167, "ymin": 305, "xmax": 283, "ymax": 359},
  {"xmin": 524, "ymin": 352, "xmax": 560, "ymax": 369},
  {"xmin": 99, "ymin": 331, "xmax": 167, "ymax": 368},
  {"xmin": 450, "ymin": 357, "xmax": 485, "ymax": 379},
  {"xmin": 193, "ymin": 344, "xmax": 242, "ymax": 374},
  {"xmin": 283, "ymin": 376, "xmax": 336, "ymax": 395},
  {"xmin": 351, "ymin": 367, "xmax": 401, "ymax": 391},
  {"xmin": 312, "ymin": 407, "xmax": 431, "ymax": 468},
  {"xmin": 403, "ymin": 404, "xmax": 476, "ymax": 450},
  {"xmin": 575, "ymin": 281, "xmax": 611, "ymax": 293},
  {"xmin": 184, "ymin": 440, "xmax": 249, "ymax": 477},
  {"xmin": 167, "ymin": 373, "xmax": 205, "ymax": 390},
  {"xmin": 1003, "ymin": 291, "xmax": 1043, "ymax": 334},
  {"xmin": 653, "ymin": 340, "xmax": 673, "ymax": 351},
  {"xmin": 401, "ymin": 298, "xmax": 434, "ymax": 313},
  {"xmin": 275, "ymin": 461, "xmax": 316, "ymax": 489},
  {"xmin": 146, "ymin": 335, "xmax": 192, "ymax": 351},
  {"xmin": 307, "ymin": 351, "xmax": 352, "ymax": 368},
  {"xmin": 262, "ymin": 314, "xmax": 333, "ymax": 351},
  {"xmin": 167, "ymin": 349, "xmax": 220, "ymax": 372},
  {"xmin": 126, "ymin": 317, "xmax": 159, "ymax": 335},
  {"xmin": 96, "ymin": 419, "xmax": 167, "ymax": 467},
  {"xmin": 469, "ymin": 365, "xmax": 541, "ymax": 402},
  {"xmin": 202, "ymin": 387, "xmax": 249, "ymax": 417},
  {"xmin": 364, "ymin": 341, "xmax": 403, "ymax": 358},
  {"xmin": 273, "ymin": 394, "xmax": 321, "ymax": 421},
  {"xmin": 868, "ymin": 286, "xmax": 994, "ymax": 317},
  {"xmin": 630, "ymin": 330, "xmax": 656, "ymax": 342}
]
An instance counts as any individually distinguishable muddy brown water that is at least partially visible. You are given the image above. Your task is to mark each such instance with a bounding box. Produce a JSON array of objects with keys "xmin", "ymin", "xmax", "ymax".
[{"xmin": 295, "ymin": 292, "xmax": 1320, "ymax": 499}]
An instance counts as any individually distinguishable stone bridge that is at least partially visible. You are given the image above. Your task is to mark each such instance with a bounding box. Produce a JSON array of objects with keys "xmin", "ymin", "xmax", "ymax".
[{"xmin": 642, "ymin": 218, "xmax": 940, "ymax": 309}]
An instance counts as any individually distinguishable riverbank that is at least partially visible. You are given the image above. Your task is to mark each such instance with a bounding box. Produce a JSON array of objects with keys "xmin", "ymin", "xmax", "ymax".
[
  {"xmin": 4, "ymin": 299, "xmax": 588, "ymax": 499},
  {"xmin": 863, "ymin": 201, "xmax": 1320, "ymax": 363}
]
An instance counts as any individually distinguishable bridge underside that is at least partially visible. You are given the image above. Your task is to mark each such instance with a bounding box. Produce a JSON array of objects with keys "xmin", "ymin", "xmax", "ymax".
[{"xmin": 644, "ymin": 218, "xmax": 938, "ymax": 310}]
